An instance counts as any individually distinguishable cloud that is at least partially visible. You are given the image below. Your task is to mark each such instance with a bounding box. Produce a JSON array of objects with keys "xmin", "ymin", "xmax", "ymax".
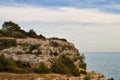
[
  {"xmin": 0, "ymin": 6, "xmax": 120, "ymax": 24},
  {"xmin": 0, "ymin": 0, "xmax": 120, "ymax": 14},
  {"xmin": 0, "ymin": 6, "xmax": 120, "ymax": 52}
]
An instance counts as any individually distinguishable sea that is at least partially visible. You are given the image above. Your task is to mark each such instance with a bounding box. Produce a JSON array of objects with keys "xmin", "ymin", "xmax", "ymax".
[{"xmin": 84, "ymin": 52, "xmax": 120, "ymax": 80}]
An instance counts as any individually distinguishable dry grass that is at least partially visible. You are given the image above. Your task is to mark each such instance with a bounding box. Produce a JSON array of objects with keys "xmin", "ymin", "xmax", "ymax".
[{"xmin": 0, "ymin": 72, "xmax": 67, "ymax": 80}]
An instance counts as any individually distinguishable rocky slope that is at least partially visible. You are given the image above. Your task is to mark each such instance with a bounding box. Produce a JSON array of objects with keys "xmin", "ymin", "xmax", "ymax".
[
  {"xmin": 0, "ymin": 37, "xmax": 106, "ymax": 80},
  {"xmin": 0, "ymin": 37, "xmax": 80, "ymax": 68}
]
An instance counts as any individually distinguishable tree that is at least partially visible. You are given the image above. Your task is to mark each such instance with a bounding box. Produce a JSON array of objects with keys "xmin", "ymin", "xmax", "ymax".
[
  {"xmin": 28, "ymin": 29, "xmax": 38, "ymax": 38},
  {"xmin": 2, "ymin": 21, "xmax": 21, "ymax": 31}
]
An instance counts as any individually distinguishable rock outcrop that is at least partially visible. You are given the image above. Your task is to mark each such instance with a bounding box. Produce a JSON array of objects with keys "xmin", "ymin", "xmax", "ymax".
[
  {"xmin": 0, "ymin": 37, "xmax": 106, "ymax": 80},
  {"xmin": 0, "ymin": 37, "xmax": 80, "ymax": 68}
]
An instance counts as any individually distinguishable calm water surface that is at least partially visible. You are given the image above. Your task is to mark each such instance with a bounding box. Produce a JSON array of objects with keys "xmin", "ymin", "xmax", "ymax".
[{"xmin": 84, "ymin": 52, "xmax": 120, "ymax": 80}]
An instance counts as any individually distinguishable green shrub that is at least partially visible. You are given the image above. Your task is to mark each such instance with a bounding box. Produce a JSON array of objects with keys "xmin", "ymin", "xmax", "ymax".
[
  {"xmin": 0, "ymin": 55, "xmax": 31, "ymax": 73},
  {"xmin": 12, "ymin": 32, "xmax": 26, "ymax": 38},
  {"xmin": 51, "ymin": 55, "xmax": 80, "ymax": 76},
  {"xmin": 84, "ymin": 76, "xmax": 91, "ymax": 80},
  {"xmin": 80, "ymin": 70, "xmax": 87, "ymax": 74},
  {"xmin": 80, "ymin": 63, "xmax": 87, "ymax": 70},
  {"xmin": 2, "ymin": 21, "xmax": 21, "ymax": 31},
  {"xmin": 0, "ymin": 54, "xmax": 16, "ymax": 72},
  {"xmin": 73, "ymin": 54, "xmax": 87, "ymax": 69},
  {"xmin": 60, "ymin": 55, "xmax": 75, "ymax": 68},
  {"xmin": 49, "ymin": 37, "xmax": 67, "ymax": 42},
  {"xmin": 70, "ymin": 68, "xmax": 80, "ymax": 76},
  {"xmin": 0, "ymin": 31, "xmax": 11, "ymax": 37},
  {"xmin": 15, "ymin": 60, "xmax": 30, "ymax": 68},
  {"xmin": 29, "ymin": 44, "xmax": 40, "ymax": 54},
  {"xmin": 39, "ymin": 34, "xmax": 46, "ymax": 40},
  {"xmin": 1, "ymin": 21, "xmax": 25, "ymax": 38},
  {"xmin": 51, "ymin": 59, "xmax": 70, "ymax": 74},
  {"xmin": 35, "ymin": 64, "xmax": 50, "ymax": 74},
  {"xmin": 27, "ymin": 29, "xmax": 38, "ymax": 38},
  {"xmin": 0, "ymin": 39, "xmax": 17, "ymax": 50}
]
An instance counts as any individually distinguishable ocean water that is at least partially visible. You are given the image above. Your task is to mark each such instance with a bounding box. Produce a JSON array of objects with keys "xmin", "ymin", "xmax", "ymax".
[{"xmin": 84, "ymin": 52, "xmax": 120, "ymax": 80}]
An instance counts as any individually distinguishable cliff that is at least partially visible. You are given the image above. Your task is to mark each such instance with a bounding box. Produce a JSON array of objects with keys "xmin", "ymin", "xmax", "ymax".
[
  {"xmin": 0, "ymin": 37, "xmax": 106, "ymax": 80},
  {"xmin": 0, "ymin": 37, "xmax": 80, "ymax": 68},
  {"xmin": 0, "ymin": 21, "xmax": 106, "ymax": 80}
]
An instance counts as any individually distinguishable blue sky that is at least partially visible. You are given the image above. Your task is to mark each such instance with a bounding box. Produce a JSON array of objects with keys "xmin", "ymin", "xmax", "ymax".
[
  {"xmin": 0, "ymin": 0, "xmax": 120, "ymax": 13},
  {"xmin": 0, "ymin": 0, "xmax": 120, "ymax": 52}
]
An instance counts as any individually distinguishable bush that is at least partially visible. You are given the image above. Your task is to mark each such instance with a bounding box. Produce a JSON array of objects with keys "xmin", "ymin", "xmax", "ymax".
[
  {"xmin": 51, "ymin": 55, "xmax": 80, "ymax": 76},
  {"xmin": 0, "ymin": 54, "xmax": 16, "ymax": 72},
  {"xmin": 0, "ymin": 39, "xmax": 17, "ymax": 50},
  {"xmin": 73, "ymin": 54, "xmax": 87, "ymax": 69},
  {"xmin": 39, "ymin": 34, "xmax": 46, "ymax": 40},
  {"xmin": 51, "ymin": 59, "xmax": 70, "ymax": 74},
  {"xmin": 15, "ymin": 60, "xmax": 30, "ymax": 68},
  {"xmin": 80, "ymin": 70, "xmax": 87, "ymax": 74},
  {"xmin": 35, "ymin": 64, "xmax": 50, "ymax": 74},
  {"xmin": 27, "ymin": 29, "xmax": 38, "ymax": 38},
  {"xmin": 60, "ymin": 55, "xmax": 75, "ymax": 68},
  {"xmin": 2, "ymin": 21, "xmax": 21, "ymax": 31},
  {"xmin": 84, "ymin": 76, "xmax": 91, "ymax": 80},
  {"xmin": 70, "ymin": 68, "xmax": 80, "ymax": 76},
  {"xmin": 13, "ymin": 61, "xmax": 30, "ymax": 74},
  {"xmin": 49, "ymin": 37, "xmax": 67, "ymax": 42},
  {"xmin": 12, "ymin": 32, "xmax": 26, "ymax": 38},
  {"xmin": 0, "ymin": 30, "xmax": 11, "ymax": 37},
  {"xmin": 0, "ymin": 55, "xmax": 31, "ymax": 73},
  {"xmin": 79, "ymin": 63, "xmax": 87, "ymax": 70}
]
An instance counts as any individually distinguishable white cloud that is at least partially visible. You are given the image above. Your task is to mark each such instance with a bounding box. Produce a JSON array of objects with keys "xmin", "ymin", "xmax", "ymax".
[
  {"xmin": 0, "ymin": 6, "xmax": 120, "ymax": 52},
  {"xmin": 0, "ymin": 6, "xmax": 120, "ymax": 23}
]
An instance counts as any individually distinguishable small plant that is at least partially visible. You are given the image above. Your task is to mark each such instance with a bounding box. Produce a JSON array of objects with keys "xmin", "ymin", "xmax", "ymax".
[
  {"xmin": 80, "ymin": 70, "xmax": 87, "ymax": 74},
  {"xmin": 51, "ymin": 59, "xmax": 70, "ymax": 74},
  {"xmin": 0, "ymin": 39, "xmax": 17, "ymax": 50},
  {"xmin": 49, "ymin": 37, "xmax": 67, "ymax": 42},
  {"xmin": 39, "ymin": 34, "xmax": 46, "ymax": 40},
  {"xmin": 51, "ymin": 55, "xmax": 80, "ymax": 76},
  {"xmin": 35, "ymin": 64, "xmax": 50, "ymax": 74},
  {"xmin": 79, "ymin": 63, "xmax": 87, "ymax": 70},
  {"xmin": 84, "ymin": 76, "xmax": 91, "ymax": 80},
  {"xmin": 15, "ymin": 60, "xmax": 30, "ymax": 68},
  {"xmin": 27, "ymin": 29, "xmax": 38, "ymax": 38},
  {"xmin": 12, "ymin": 32, "xmax": 26, "ymax": 38},
  {"xmin": 70, "ymin": 68, "xmax": 80, "ymax": 76},
  {"xmin": 0, "ymin": 54, "xmax": 16, "ymax": 72}
]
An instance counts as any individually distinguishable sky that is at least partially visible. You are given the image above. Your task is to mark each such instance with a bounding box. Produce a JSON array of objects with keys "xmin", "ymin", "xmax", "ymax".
[{"xmin": 0, "ymin": 0, "xmax": 120, "ymax": 52}]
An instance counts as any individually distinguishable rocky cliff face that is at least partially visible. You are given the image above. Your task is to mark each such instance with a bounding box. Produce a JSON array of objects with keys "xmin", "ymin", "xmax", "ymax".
[
  {"xmin": 0, "ymin": 37, "xmax": 80, "ymax": 68},
  {"xmin": 0, "ymin": 37, "xmax": 107, "ymax": 80}
]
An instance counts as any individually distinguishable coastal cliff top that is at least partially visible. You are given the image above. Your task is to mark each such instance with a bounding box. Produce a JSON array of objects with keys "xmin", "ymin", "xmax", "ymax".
[{"xmin": 0, "ymin": 21, "xmax": 107, "ymax": 80}]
